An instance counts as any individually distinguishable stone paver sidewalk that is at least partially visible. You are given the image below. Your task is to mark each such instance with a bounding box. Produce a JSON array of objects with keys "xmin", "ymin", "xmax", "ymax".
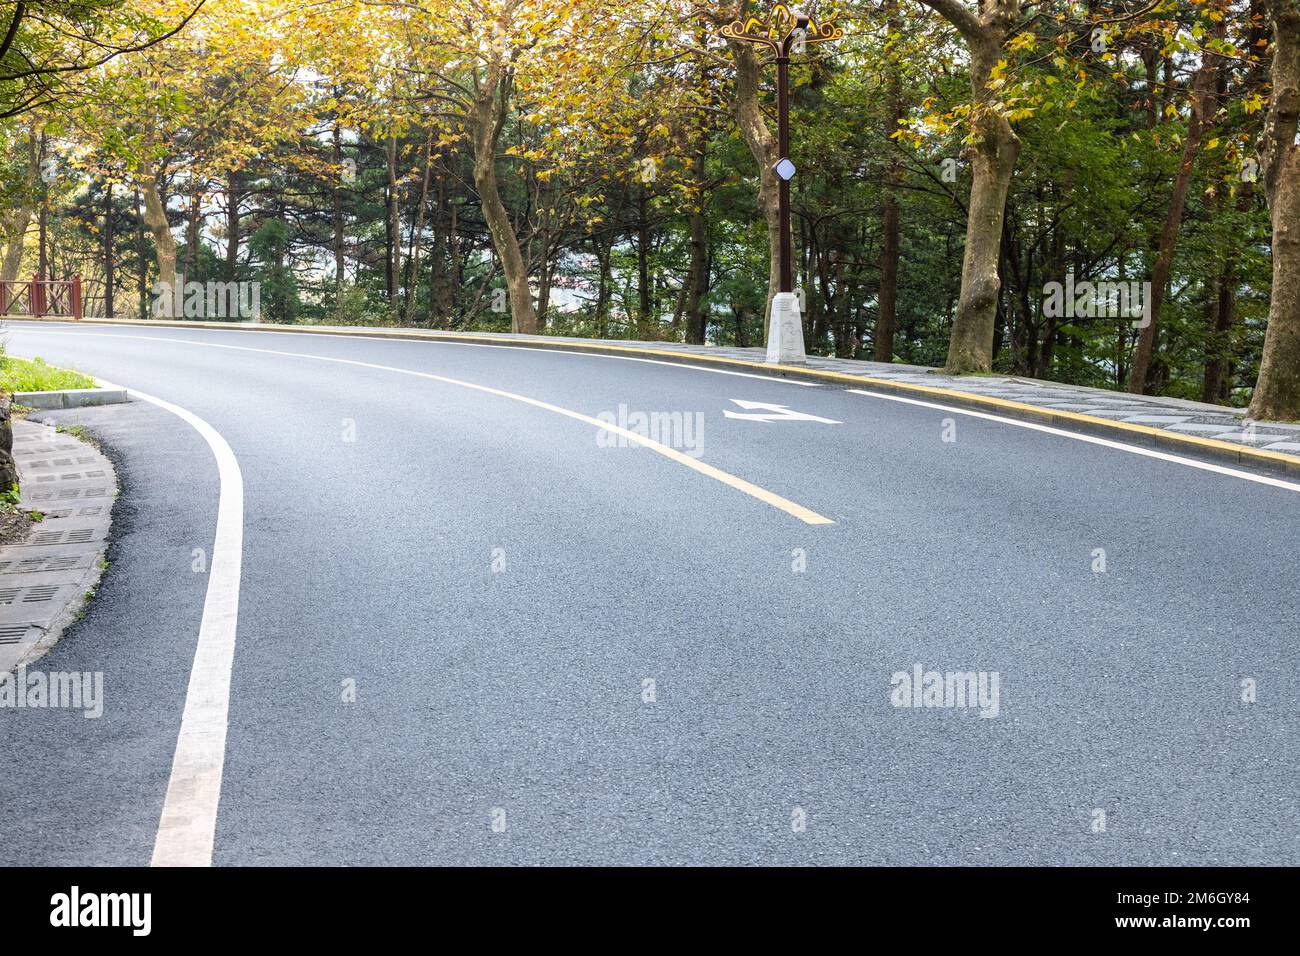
[{"xmin": 0, "ymin": 418, "xmax": 116, "ymax": 672}]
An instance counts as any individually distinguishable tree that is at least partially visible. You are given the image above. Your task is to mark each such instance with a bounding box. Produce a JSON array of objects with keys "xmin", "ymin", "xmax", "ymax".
[
  {"xmin": 875, "ymin": 0, "xmax": 905, "ymax": 363},
  {"xmin": 0, "ymin": 118, "xmax": 39, "ymax": 281},
  {"xmin": 1128, "ymin": 7, "xmax": 1229, "ymax": 393},
  {"xmin": 1249, "ymin": 0, "xmax": 1300, "ymax": 420},
  {"xmin": 916, "ymin": 0, "xmax": 1022, "ymax": 374},
  {"xmin": 0, "ymin": 0, "xmax": 201, "ymax": 119}
]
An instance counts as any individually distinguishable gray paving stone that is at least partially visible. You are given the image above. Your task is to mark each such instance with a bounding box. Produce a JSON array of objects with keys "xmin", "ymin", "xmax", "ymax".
[
  {"xmin": 1071, "ymin": 408, "xmax": 1169, "ymax": 419},
  {"xmin": 0, "ymin": 419, "xmax": 116, "ymax": 672},
  {"xmin": 1166, "ymin": 422, "xmax": 1243, "ymax": 434},
  {"xmin": 1212, "ymin": 432, "xmax": 1293, "ymax": 444}
]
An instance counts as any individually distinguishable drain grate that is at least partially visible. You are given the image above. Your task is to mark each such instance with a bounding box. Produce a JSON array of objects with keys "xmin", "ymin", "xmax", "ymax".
[
  {"xmin": 32, "ymin": 532, "xmax": 62, "ymax": 545},
  {"xmin": 23, "ymin": 585, "xmax": 60, "ymax": 603},
  {"xmin": 0, "ymin": 624, "xmax": 32, "ymax": 644},
  {"xmin": 0, "ymin": 587, "xmax": 20, "ymax": 604},
  {"xmin": 44, "ymin": 557, "xmax": 80, "ymax": 571},
  {"xmin": 66, "ymin": 529, "xmax": 94, "ymax": 544}
]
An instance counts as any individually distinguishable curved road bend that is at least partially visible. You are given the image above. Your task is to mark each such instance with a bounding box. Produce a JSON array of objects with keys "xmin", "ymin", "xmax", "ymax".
[{"xmin": 0, "ymin": 320, "xmax": 1296, "ymax": 866}]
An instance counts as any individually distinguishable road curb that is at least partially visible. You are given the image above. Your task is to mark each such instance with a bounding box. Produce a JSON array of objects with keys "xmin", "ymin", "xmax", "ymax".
[
  {"xmin": 14, "ymin": 387, "xmax": 130, "ymax": 410},
  {"xmin": 0, "ymin": 419, "xmax": 116, "ymax": 673},
  {"xmin": 12, "ymin": 315, "xmax": 1300, "ymax": 478}
]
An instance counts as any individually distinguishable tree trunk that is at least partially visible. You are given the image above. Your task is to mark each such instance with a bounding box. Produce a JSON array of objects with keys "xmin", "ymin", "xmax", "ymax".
[
  {"xmin": 728, "ymin": 36, "xmax": 782, "ymax": 320},
  {"xmin": 1249, "ymin": 0, "xmax": 1300, "ymax": 420},
  {"xmin": 1128, "ymin": 16, "xmax": 1225, "ymax": 392},
  {"xmin": 874, "ymin": 0, "xmax": 903, "ymax": 363},
  {"xmin": 103, "ymin": 182, "xmax": 115, "ymax": 318},
  {"xmin": 594, "ymin": 235, "xmax": 612, "ymax": 337},
  {"xmin": 917, "ymin": 1, "xmax": 1023, "ymax": 374},
  {"xmin": 1201, "ymin": 262, "xmax": 1236, "ymax": 404},
  {"xmin": 684, "ymin": 161, "xmax": 709, "ymax": 344},
  {"xmin": 140, "ymin": 157, "xmax": 177, "ymax": 313},
  {"xmin": 0, "ymin": 129, "xmax": 39, "ymax": 283},
  {"xmin": 683, "ymin": 30, "xmax": 713, "ymax": 345},
  {"xmin": 430, "ymin": 173, "xmax": 451, "ymax": 326},
  {"xmin": 637, "ymin": 187, "xmax": 652, "ymax": 333},
  {"xmin": 402, "ymin": 132, "xmax": 434, "ymax": 326},
  {"xmin": 876, "ymin": 188, "xmax": 901, "ymax": 363},
  {"xmin": 945, "ymin": 36, "xmax": 1020, "ymax": 373},
  {"xmin": 332, "ymin": 121, "xmax": 345, "ymax": 291},
  {"xmin": 182, "ymin": 186, "xmax": 201, "ymax": 284},
  {"xmin": 226, "ymin": 170, "xmax": 241, "ymax": 282},
  {"xmin": 536, "ymin": 246, "xmax": 553, "ymax": 330},
  {"xmin": 37, "ymin": 136, "xmax": 48, "ymax": 279},
  {"xmin": 448, "ymin": 198, "xmax": 461, "ymax": 312},
  {"xmin": 134, "ymin": 187, "xmax": 147, "ymax": 319},
  {"xmin": 469, "ymin": 64, "xmax": 536, "ymax": 334},
  {"xmin": 385, "ymin": 135, "xmax": 399, "ymax": 306}
]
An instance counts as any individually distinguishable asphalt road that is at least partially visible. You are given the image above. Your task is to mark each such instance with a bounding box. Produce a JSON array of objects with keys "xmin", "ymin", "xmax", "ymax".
[{"xmin": 1, "ymin": 320, "xmax": 1296, "ymax": 866}]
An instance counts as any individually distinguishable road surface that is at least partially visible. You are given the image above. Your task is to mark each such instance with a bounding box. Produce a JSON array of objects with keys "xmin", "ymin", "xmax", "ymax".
[{"xmin": 1, "ymin": 320, "xmax": 1296, "ymax": 866}]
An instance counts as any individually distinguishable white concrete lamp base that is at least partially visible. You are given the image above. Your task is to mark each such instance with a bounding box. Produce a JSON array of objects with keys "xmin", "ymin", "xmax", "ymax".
[{"xmin": 765, "ymin": 292, "xmax": 807, "ymax": 364}]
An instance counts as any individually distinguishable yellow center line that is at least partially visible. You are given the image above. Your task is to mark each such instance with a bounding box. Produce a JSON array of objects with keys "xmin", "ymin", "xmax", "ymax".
[{"xmin": 13, "ymin": 329, "xmax": 836, "ymax": 526}]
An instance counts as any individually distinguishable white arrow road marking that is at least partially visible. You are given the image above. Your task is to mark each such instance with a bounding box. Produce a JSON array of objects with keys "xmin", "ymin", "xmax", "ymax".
[{"xmin": 723, "ymin": 400, "xmax": 842, "ymax": 424}]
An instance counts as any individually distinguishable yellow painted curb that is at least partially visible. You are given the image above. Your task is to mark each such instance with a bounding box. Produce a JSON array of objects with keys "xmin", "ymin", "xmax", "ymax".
[{"xmin": 11, "ymin": 315, "xmax": 1300, "ymax": 477}]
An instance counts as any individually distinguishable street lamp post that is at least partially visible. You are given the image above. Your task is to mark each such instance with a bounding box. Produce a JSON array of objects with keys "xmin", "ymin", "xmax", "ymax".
[{"xmin": 723, "ymin": 4, "xmax": 841, "ymax": 364}]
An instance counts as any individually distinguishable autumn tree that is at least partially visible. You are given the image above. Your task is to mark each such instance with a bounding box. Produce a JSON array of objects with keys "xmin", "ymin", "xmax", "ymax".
[
  {"xmin": 1249, "ymin": 0, "xmax": 1300, "ymax": 420},
  {"xmin": 915, "ymin": 0, "xmax": 1023, "ymax": 374}
]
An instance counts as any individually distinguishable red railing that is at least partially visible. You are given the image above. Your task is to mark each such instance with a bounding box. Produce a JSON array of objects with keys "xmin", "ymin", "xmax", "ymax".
[{"xmin": 0, "ymin": 276, "xmax": 83, "ymax": 320}]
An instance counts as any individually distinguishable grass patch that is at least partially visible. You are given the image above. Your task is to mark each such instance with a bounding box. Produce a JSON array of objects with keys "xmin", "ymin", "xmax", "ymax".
[
  {"xmin": 56, "ymin": 422, "xmax": 103, "ymax": 453},
  {"xmin": 0, "ymin": 355, "xmax": 97, "ymax": 393},
  {"xmin": 56, "ymin": 423, "xmax": 93, "ymax": 441}
]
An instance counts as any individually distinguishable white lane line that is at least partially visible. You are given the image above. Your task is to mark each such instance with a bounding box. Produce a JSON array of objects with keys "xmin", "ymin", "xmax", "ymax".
[
  {"xmin": 4, "ymin": 319, "xmax": 822, "ymax": 386},
  {"xmin": 116, "ymin": 387, "xmax": 245, "ymax": 867},
  {"xmin": 848, "ymin": 388, "xmax": 1300, "ymax": 494}
]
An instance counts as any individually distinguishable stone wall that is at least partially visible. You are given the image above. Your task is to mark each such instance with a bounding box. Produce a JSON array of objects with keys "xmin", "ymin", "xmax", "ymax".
[{"xmin": 0, "ymin": 395, "xmax": 17, "ymax": 492}]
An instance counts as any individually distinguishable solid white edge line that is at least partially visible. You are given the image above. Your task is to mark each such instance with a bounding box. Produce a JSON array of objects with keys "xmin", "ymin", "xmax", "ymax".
[
  {"xmin": 847, "ymin": 387, "xmax": 1300, "ymax": 494},
  {"xmin": 114, "ymin": 387, "xmax": 245, "ymax": 867}
]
